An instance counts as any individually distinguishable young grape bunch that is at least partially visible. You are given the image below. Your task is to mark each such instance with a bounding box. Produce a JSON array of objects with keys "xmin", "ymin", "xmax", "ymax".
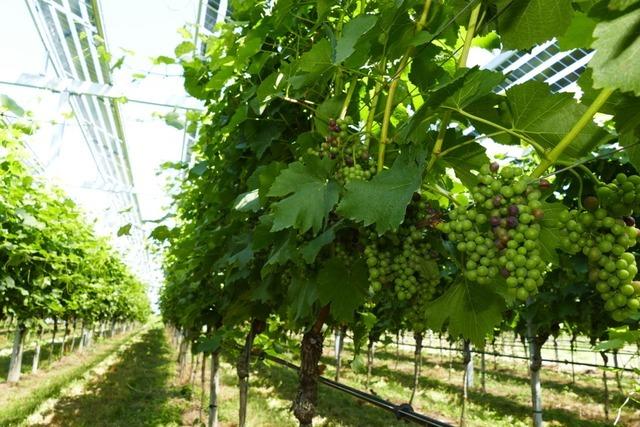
[
  {"xmin": 439, "ymin": 161, "xmax": 550, "ymax": 301},
  {"xmin": 596, "ymin": 173, "xmax": 640, "ymax": 217},
  {"xmin": 311, "ymin": 116, "xmax": 376, "ymax": 184},
  {"xmin": 558, "ymin": 205, "xmax": 640, "ymax": 321},
  {"xmin": 365, "ymin": 226, "xmax": 440, "ymax": 302}
]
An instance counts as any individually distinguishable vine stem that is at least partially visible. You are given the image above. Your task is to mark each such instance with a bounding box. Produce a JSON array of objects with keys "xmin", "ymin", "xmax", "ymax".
[
  {"xmin": 377, "ymin": 0, "xmax": 433, "ymax": 172},
  {"xmin": 531, "ymin": 87, "xmax": 614, "ymax": 178},
  {"xmin": 556, "ymin": 161, "xmax": 603, "ymax": 185},
  {"xmin": 568, "ymin": 168, "xmax": 585, "ymax": 210},
  {"xmin": 339, "ymin": 78, "xmax": 358, "ymax": 120},
  {"xmin": 426, "ymin": 3, "xmax": 482, "ymax": 172}
]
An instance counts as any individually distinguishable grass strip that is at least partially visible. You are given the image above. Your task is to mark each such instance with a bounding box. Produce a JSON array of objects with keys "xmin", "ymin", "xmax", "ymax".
[{"xmin": 0, "ymin": 328, "xmax": 141, "ymax": 426}]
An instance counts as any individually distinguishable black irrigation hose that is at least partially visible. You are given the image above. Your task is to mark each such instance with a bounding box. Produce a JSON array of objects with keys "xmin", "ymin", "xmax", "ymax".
[
  {"xmin": 400, "ymin": 343, "xmax": 638, "ymax": 373},
  {"xmin": 256, "ymin": 351, "xmax": 453, "ymax": 427}
]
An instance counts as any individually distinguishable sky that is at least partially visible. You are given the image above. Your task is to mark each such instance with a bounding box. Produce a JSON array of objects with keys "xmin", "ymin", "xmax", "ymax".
[{"xmin": 0, "ymin": 0, "xmax": 207, "ymax": 303}]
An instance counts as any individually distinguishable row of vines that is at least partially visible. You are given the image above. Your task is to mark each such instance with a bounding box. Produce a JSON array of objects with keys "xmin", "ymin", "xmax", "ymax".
[
  {"xmin": 157, "ymin": 1, "xmax": 640, "ymax": 426},
  {"xmin": 0, "ymin": 107, "xmax": 150, "ymax": 383}
]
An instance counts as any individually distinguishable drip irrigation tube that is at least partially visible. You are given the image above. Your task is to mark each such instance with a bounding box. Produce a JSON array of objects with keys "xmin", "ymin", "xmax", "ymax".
[{"xmin": 256, "ymin": 351, "xmax": 453, "ymax": 427}]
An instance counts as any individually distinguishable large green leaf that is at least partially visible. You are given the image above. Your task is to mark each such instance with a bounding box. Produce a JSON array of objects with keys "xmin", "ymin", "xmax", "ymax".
[
  {"xmin": 497, "ymin": 0, "xmax": 574, "ymax": 49},
  {"xmin": 426, "ymin": 280, "xmax": 505, "ymax": 347},
  {"xmin": 334, "ymin": 15, "xmax": 378, "ymax": 64},
  {"xmin": 443, "ymin": 70, "xmax": 505, "ymax": 110},
  {"xmin": 268, "ymin": 157, "xmax": 339, "ymax": 234},
  {"xmin": 301, "ymin": 222, "xmax": 342, "ymax": 264},
  {"xmin": 290, "ymin": 39, "xmax": 333, "ymax": 89},
  {"xmin": 504, "ymin": 81, "xmax": 610, "ymax": 159},
  {"xmin": 287, "ymin": 276, "xmax": 318, "ymax": 322},
  {"xmin": 337, "ymin": 144, "xmax": 427, "ymax": 234},
  {"xmin": 557, "ymin": 12, "xmax": 596, "ymax": 50},
  {"xmin": 317, "ymin": 258, "xmax": 368, "ymax": 322},
  {"xmin": 439, "ymin": 137, "xmax": 489, "ymax": 188},
  {"xmin": 402, "ymin": 68, "xmax": 503, "ymax": 142},
  {"xmin": 590, "ymin": 8, "xmax": 640, "ymax": 95},
  {"xmin": 620, "ymin": 132, "xmax": 640, "ymax": 173}
]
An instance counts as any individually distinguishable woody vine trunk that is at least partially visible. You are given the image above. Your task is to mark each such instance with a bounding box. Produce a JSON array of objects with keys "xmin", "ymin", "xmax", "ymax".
[
  {"xmin": 237, "ymin": 318, "xmax": 265, "ymax": 427},
  {"xmin": 293, "ymin": 305, "xmax": 330, "ymax": 427}
]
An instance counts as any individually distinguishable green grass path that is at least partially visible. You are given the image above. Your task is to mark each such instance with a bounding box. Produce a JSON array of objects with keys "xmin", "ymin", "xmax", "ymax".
[{"xmin": 29, "ymin": 325, "xmax": 190, "ymax": 427}]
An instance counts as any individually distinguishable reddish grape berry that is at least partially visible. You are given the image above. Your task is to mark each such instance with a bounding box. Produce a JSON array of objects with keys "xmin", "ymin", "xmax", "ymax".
[
  {"xmin": 624, "ymin": 216, "xmax": 636, "ymax": 226},
  {"xmin": 507, "ymin": 204, "xmax": 519, "ymax": 216},
  {"xmin": 490, "ymin": 161, "xmax": 500, "ymax": 173},
  {"xmin": 583, "ymin": 196, "xmax": 599, "ymax": 212},
  {"xmin": 539, "ymin": 179, "xmax": 551, "ymax": 189},
  {"xmin": 532, "ymin": 208, "xmax": 545, "ymax": 220}
]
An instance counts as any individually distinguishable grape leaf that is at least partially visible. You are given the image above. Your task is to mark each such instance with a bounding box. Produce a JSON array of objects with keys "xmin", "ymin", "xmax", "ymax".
[
  {"xmin": 505, "ymin": 81, "xmax": 610, "ymax": 159},
  {"xmin": 536, "ymin": 201, "xmax": 567, "ymax": 265},
  {"xmin": 301, "ymin": 221, "xmax": 342, "ymax": 264},
  {"xmin": 150, "ymin": 225, "xmax": 172, "ymax": 241},
  {"xmin": 620, "ymin": 132, "xmax": 640, "ymax": 173},
  {"xmin": 443, "ymin": 69, "xmax": 505, "ymax": 109},
  {"xmin": 402, "ymin": 68, "xmax": 502, "ymax": 142},
  {"xmin": 426, "ymin": 280, "xmax": 505, "ymax": 347},
  {"xmin": 175, "ymin": 41, "xmax": 196, "ymax": 57},
  {"xmin": 435, "ymin": 130, "xmax": 489, "ymax": 188},
  {"xmin": 334, "ymin": 15, "xmax": 378, "ymax": 64},
  {"xmin": 117, "ymin": 224, "xmax": 132, "ymax": 236},
  {"xmin": 290, "ymin": 39, "xmax": 333, "ymax": 89},
  {"xmin": 248, "ymin": 162, "xmax": 287, "ymax": 204},
  {"xmin": 590, "ymin": 8, "xmax": 640, "ymax": 95},
  {"xmin": 609, "ymin": 0, "xmax": 640, "ymax": 11},
  {"xmin": 287, "ymin": 276, "xmax": 318, "ymax": 322},
  {"xmin": 337, "ymin": 144, "xmax": 427, "ymax": 234},
  {"xmin": 538, "ymin": 226, "xmax": 560, "ymax": 265},
  {"xmin": 317, "ymin": 258, "xmax": 368, "ymax": 322},
  {"xmin": 153, "ymin": 55, "xmax": 175, "ymax": 65},
  {"xmin": 268, "ymin": 157, "xmax": 339, "ymax": 234},
  {"xmin": 557, "ymin": 12, "xmax": 596, "ymax": 50},
  {"xmin": 408, "ymin": 45, "xmax": 446, "ymax": 93},
  {"xmin": 497, "ymin": 0, "xmax": 574, "ymax": 49},
  {"xmin": 196, "ymin": 331, "xmax": 224, "ymax": 353}
]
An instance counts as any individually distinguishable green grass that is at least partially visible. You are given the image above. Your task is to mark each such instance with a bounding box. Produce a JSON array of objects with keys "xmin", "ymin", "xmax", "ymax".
[
  {"xmin": 0, "ymin": 330, "xmax": 138, "ymax": 426},
  {"xmin": 185, "ymin": 339, "xmax": 640, "ymax": 427},
  {"xmin": 26, "ymin": 325, "xmax": 191, "ymax": 427}
]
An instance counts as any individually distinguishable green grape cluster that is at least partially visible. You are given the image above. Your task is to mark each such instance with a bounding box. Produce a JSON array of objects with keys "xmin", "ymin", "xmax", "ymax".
[
  {"xmin": 308, "ymin": 116, "xmax": 376, "ymax": 184},
  {"xmin": 439, "ymin": 162, "xmax": 550, "ymax": 301},
  {"xmin": 339, "ymin": 163, "xmax": 369, "ymax": 182},
  {"xmin": 596, "ymin": 173, "xmax": 640, "ymax": 216},
  {"xmin": 404, "ymin": 284, "xmax": 434, "ymax": 332},
  {"xmin": 365, "ymin": 226, "xmax": 440, "ymax": 302},
  {"xmin": 407, "ymin": 191, "xmax": 444, "ymax": 229},
  {"xmin": 558, "ymin": 207, "xmax": 640, "ymax": 321}
]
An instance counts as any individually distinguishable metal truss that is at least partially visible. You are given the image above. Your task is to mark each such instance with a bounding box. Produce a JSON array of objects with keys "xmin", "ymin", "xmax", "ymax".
[
  {"xmin": 0, "ymin": 73, "xmax": 204, "ymax": 111},
  {"xmin": 23, "ymin": 0, "xmax": 148, "ymax": 278}
]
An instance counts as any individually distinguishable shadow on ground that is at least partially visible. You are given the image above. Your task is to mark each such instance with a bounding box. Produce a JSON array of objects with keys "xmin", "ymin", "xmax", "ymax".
[{"xmin": 30, "ymin": 327, "xmax": 188, "ymax": 427}]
